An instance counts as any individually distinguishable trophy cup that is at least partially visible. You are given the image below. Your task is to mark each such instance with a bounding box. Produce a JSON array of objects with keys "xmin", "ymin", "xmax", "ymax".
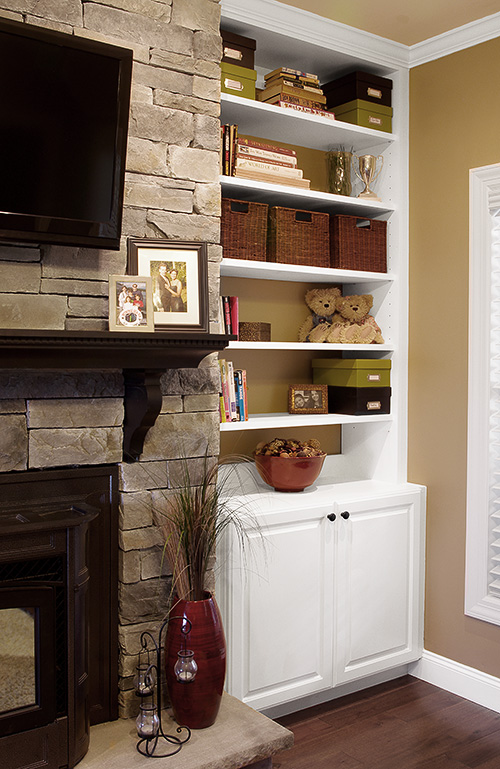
[{"xmin": 353, "ymin": 154, "xmax": 384, "ymax": 201}]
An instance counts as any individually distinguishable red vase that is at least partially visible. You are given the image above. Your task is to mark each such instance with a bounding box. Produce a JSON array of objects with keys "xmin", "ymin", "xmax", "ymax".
[{"xmin": 165, "ymin": 592, "xmax": 226, "ymax": 729}]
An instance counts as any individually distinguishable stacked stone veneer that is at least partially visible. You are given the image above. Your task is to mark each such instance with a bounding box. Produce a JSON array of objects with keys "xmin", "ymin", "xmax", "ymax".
[{"xmin": 0, "ymin": 0, "xmax": 223, "ymax": 717}]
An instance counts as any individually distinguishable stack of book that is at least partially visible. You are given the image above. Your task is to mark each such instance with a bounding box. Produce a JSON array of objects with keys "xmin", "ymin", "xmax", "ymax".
[
  {"xmin": 257, "ymin": 67, "xmax": 335, "ymax": 120},
  {"xmin": 218, "ymin": 359, "xmax": 248, "ymax": 422},
  {"xmin": 220, "ymin": 295, "xmax": 239, "ymax": 337},
  {"xmin": 233, "ymin": 136, "xmax": 311, "ymax": 189}
]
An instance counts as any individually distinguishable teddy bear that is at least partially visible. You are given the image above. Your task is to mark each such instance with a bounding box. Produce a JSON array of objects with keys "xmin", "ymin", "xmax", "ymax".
[
  {"xmin": 298, "ymin": 286, "xmax": 342, "ymax": 343},
  {"xmin": 327, "ymin": 294, "xmax": 384, "ymax": 344}
]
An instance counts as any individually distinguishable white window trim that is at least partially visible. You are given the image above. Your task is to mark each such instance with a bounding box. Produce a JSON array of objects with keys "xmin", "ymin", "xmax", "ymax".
[{"xmin": 466, "ymin": 162, "xmax": 500, "ymax": 624}]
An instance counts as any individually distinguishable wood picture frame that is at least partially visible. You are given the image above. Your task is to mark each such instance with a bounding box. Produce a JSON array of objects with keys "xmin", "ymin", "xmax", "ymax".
[
  {"xmin": 288, "ymin": 384, "xmax": 328, "ymax": 414},
  {"xmin": 108, "ymin": 275, "xmax": 153, "ymax": 332},
  {"xmin": 127, "ymin": 238, "xmax": 209, "ymax": 332}
]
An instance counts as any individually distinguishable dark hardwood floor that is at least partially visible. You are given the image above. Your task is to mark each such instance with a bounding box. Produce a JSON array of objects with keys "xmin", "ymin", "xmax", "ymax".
[{"xmin": 273, "ymin": 675, "xmax": 500, "ymax": 768}]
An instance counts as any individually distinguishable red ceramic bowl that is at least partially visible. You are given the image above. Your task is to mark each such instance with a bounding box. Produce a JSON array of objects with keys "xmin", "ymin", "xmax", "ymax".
[{"xmin": 253, "ymin": 452, "xmax": 326, "ymax": 493}]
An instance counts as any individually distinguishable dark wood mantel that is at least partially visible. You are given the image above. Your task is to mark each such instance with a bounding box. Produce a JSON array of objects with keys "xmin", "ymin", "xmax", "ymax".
[{"xmin": 0, "ymin": 330, "xmax": 233, "ymax": 461}]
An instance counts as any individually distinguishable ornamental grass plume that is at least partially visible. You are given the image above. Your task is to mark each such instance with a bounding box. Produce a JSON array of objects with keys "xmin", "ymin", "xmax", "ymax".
[{"xmin": 154, "ymin": 453, "xmax": 256, "ymax": 602}]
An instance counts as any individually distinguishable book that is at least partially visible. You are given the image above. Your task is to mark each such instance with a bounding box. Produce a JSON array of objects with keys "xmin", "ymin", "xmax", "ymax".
[
  {"xmin": 237, "ymin": 136, "xmax": 297, "ymax": 157},
  {"xmin": 264, "ymin": 77, "xmax": 323, "ymax": 94},
  {"xmin": 218, "ymin": 359, "xmax": 231, "ymax": 421},
  {"xmin": 275, "ymin": 101, "xmax": 336, "ymax": 120},
  {"xmin": 222, "ymin": 295, "xmax": 232, "ymax": 335},
  {"xmin": 229, "ymin": 296, "xmax": 239, "ymax": 340},
  {"xmin": 235, "ymin": 158, "xmax": 304, "ymax": 178},
  {"xmin": 233, "ymin": 167, "xmax": 311, "ymax": 188},
  {"xmin": 265, "ymin": 72, "xmax": 320, "ymax": 87},
  {"xmin": 226, "ymin": 360, "xmax": 238, "ymax": 421},
  {"xmin": 264, "ymin": 66, "xmax": 319, "ymax": 81},
  {"xmin": 234, "ymin": 369, "xmax": 247, "ymax": 421},
  {"xmin": 237, "ymin": 144, "xmax": 298, "ymax": 166},
  {"xmin": 260, "ymin": 92, "xmax": 325, "ymax": 110},
  {"xmin": 258, "ymin": 82, "xmax": 327, "ymax": 104},
  {"xmin": 241, "ymin": 369, "xmax": 248, "ymax": 421}
]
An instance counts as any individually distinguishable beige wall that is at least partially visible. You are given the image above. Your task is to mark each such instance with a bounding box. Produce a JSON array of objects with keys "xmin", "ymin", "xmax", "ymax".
[{"xmin": 409, "ymin": 37, "xmax": 500, "ymax": 676}]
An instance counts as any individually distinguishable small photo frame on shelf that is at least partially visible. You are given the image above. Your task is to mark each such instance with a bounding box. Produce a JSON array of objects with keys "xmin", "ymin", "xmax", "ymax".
[
  {"xmin": 127, "ymin": 238, "xmax": 209, "ymax": 332},
  {"xmin": 288, "ymin": 384, "xmax": 328, "ymax": 414},
  {"xmin": 108, "ymin": 275, "xmax": 154, "ymax": 332}
]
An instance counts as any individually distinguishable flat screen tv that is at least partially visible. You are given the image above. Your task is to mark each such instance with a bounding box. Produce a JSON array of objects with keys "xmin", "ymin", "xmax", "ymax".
[{"xmin": 0, "ymin": 18, "xmax": 132, "ymax": 250}]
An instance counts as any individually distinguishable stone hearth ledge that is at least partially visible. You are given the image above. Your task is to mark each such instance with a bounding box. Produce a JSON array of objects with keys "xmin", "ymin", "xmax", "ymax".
[{"xmin": 79, "ymin": 693, "xmax": 293, "ymax": 769}]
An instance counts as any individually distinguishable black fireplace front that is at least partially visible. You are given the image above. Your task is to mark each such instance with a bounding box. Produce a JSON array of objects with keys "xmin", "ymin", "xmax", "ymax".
[{"xmin": 0, "ymin": 466, "xmax": 119, "ymax": 769}]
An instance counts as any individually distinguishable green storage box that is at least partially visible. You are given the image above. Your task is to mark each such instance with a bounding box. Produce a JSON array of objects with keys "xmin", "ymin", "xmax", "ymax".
[
  {"xmin": 221, "ymin": 61, "xmax": 257, "ymax": 100},
  {"xmin": 312, "ymin": 358, "xmax": 391, "ymax": 388},
  {"xmin": 334, "ymin": 98, "xmax": 392, "ymax": 133}
]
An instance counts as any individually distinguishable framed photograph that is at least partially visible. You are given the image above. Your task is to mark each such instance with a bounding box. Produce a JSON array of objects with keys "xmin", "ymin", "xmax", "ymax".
[
  {"xmin": 127, "ymin": 238, "xmax": 209, "ymax": 332},
  {"xmin": 288, "ymin": 384, "xmax": 328, "ymax": 414},
  {"xmin": 108, "ymin": 275, "xmax": 154, "ymax": 332}
]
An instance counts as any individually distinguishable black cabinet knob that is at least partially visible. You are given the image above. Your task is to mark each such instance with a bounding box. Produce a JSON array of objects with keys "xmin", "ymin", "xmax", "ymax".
[
  {"xmin": 327, "ymin": 513, "xmax": 336, "ymax": 521},
  {"xmin": 341, "ymin": 511, "xmax": 350, "ymax": 520}
]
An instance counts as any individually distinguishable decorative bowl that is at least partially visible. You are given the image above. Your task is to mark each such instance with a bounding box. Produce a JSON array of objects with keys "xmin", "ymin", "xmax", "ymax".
[{"xmin": 253, "ymin": 452, "xmax": 326, "ymax": 493}]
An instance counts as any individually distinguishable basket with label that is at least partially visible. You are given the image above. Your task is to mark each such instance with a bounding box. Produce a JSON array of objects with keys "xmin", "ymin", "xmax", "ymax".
[
  {"xmin": 330, "ymin": 214, "xmax": 387, "ymax": 272},
  {"xmin": 221, "ymin": 198, "xmax": 269, "ymax": 261},
  {"xmin": 267, "ymin": 206, "xmax": 330, "ymax": 267}
]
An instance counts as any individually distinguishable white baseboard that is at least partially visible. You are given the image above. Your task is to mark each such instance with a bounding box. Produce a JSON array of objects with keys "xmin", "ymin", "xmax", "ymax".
[{"xmin": 409, "ymin": 650, "xmax": 500, "ymax": 714}]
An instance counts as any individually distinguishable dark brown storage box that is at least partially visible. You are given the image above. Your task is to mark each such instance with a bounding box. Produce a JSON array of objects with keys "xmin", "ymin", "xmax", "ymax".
[
  {"xmin": 221, "ymin": 29, "xmax": 257, "ymax": 69},
  {"xmin": 268, "ymin": 206, "xmax": 330, "ymax": 268},
  {"xmin": 330, "ymin": 214, "xmax": 387, "ymax": 273},
  {"xmin": 221, "ymin": 198, "xmax": 268, "ymax": 261},
  {"xmin": 322, "ymin": 70, "xmax": 393, "ymax": 109},
  {"xmin": 327, "ymin": 386, "xmax": 391, "ymax": 415},
  {"xmin": 239, "ymin": 322, "xmax": 271, "ymax": 341}
]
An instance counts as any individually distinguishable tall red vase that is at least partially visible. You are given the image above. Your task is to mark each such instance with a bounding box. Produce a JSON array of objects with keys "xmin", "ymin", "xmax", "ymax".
[{"xmin": 165, "ymin": 592, "xmax": 226, "ymax": 729}]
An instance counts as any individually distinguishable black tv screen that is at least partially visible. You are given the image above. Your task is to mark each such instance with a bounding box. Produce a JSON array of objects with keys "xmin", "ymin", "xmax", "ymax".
[{"xmin": 0, "ymin": 19, "xmax": 132, "ymax": 249}]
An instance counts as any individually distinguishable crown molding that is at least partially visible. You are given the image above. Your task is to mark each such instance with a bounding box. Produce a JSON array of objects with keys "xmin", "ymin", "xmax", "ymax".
[
  {"xmin": 406, "ymin": 12, "xmax": 500, "ymax": 67},
  {"xmin": 221, "ymin": 0, "xmax": 410, "ymax": 69},
  {"xmin": 223, "ymin": 0, "xmax": 500, "ymax": 71}
]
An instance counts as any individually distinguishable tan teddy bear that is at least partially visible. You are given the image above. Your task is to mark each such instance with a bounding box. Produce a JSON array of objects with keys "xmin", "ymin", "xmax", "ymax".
[
  {"xmin": 327, "ymin": 294, "xmax": 384, "ymax": 344},
  {"xmin": 298, "ymin": 286, "xmax": 342, "ymax": 343}
]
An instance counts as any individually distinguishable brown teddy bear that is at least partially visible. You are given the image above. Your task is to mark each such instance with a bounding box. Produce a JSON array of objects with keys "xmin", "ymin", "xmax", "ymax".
[
  {"xmin": 327, "ymin": 294, "xmax": 384, "ymax": 344},
  {"xmin": 298, "ymin": 286, "xmax": 342, "ymax": 342}
]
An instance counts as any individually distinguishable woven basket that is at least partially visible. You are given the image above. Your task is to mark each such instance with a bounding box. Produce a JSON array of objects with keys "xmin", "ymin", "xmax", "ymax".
[
  {"xmin": 267, "ymin": 206, "xmax": 330, "ymax": 268},
  {"xmin": 330, "ymin": 214, "xmax": 387, "ymax": 272},
  {"xmin": 221, "ymin": 198, "xmax": 268, "ymax": 261}
]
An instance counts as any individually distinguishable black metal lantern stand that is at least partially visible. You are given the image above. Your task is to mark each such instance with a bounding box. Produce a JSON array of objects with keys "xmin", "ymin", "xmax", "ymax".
[{"xmin": 134, "ymin": 616, "xmax": 198, "ymax": 758}]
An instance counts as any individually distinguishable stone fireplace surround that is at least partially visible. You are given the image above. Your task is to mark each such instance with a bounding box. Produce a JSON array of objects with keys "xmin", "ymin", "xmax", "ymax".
[{"xmin": 0, "ymin": 0, "xmax": 224, "ymax": 721}]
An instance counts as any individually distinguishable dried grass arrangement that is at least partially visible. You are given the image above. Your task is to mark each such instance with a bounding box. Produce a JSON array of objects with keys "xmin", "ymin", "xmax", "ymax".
[{"xmin": 154, "ymin": 454, "xmax": 255, "ymax": 602}]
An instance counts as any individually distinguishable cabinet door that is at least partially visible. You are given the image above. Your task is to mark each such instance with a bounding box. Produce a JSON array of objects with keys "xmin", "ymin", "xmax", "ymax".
[
  {"xmin": 333, "ymin": 491, "xmax": 424, "ymax": 684},
  {"xmin": 220, "ymin": 503, "xmax": 335, "ymax": 711}
]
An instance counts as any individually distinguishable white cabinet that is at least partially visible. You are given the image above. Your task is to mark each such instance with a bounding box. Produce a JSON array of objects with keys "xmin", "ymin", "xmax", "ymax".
[{"xmin": 218, "ymin": 482, "xmax": 425, "ymax": 712}]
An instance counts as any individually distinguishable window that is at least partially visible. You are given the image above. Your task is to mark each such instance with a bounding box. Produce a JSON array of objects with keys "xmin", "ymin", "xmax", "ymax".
[{"xmin": 466, "ymin": 162, "xmax": 500, "ymax": 625}]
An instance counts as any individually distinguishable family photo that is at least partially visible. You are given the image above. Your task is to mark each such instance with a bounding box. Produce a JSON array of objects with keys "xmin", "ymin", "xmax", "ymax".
[
  {"xmin": 152, "ymin": 262, "xmax": 187, "ymax": 313},
  {"xmin": 108, "ymin": 276, "xmax": 153, "ymax": 332}
]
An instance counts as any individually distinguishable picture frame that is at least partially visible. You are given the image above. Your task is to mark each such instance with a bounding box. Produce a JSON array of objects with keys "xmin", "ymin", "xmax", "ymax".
[
  {"xmin": 288, "ymin": 384, "xmax": 329, "ymax": 414},
  {"xmin": 127, "ymin": 238, "xmax": 209, "ymax": 332},
  {"xmin": 108, "ymin": 275, "xmax": 154, "ymax": 332}
]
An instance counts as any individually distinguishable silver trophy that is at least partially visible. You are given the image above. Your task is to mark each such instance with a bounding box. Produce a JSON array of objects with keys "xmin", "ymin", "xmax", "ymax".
[{"xmin": 353, "ymin": 154, "xmax": 384, "ymax": 201}]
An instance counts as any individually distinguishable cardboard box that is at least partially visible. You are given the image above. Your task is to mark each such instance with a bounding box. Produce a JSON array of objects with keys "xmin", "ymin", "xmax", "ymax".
[
  {"xmin": 221, "ymin": 29, "xmax": 256, "ymax": 70},
  {"xmin": 323, "ymin": 70, "xmax": 392, "ymax": 108},
  {"xmin": 334, "ymin": 98, "xmax": 393, "ymax": 133},
  {"xmin": 325, "ymin": 385, "xmax": 391, "ymax": 415},
  {"xmin": 221, "ymin": 61, "xmax": 257, "ymax": 100},
  {"xmin": 312, "ymin": 358, "xmax": 391, "ymax": 388}
]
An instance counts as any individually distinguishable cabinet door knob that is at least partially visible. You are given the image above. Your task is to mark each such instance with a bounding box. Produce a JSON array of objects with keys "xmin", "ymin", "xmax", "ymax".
[
  {"xmin": 327, "ymin": 513, "xmax": 336, "ymax": 522},
  {"xmin": 341, "ymin": 511, "xmax": 350, "ymax": 519}
]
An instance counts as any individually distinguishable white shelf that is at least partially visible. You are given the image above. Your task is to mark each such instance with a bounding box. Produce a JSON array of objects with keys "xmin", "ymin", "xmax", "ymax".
[
  {"xmin": 221, "ymin": 412, "xmax": 392, "ymax": 431},
  {"xmin": 226, "ymin": 341, "xmax": 394, "ymax": 353},
  {"xmin": 221, "ymin": 176, "xmax": 394, "ymax": 217},
  {"xmin": 221, "ymin": 257, "xmax": 395, "ymax": 284},
  {"xmin": 221, "ymin": 94, "xmax": 396, "ymax": 153}
]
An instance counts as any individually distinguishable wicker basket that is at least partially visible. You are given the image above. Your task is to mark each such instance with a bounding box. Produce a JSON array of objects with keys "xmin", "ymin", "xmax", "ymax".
[
  {"xmin": 330, "ymin": 214, "xmax": 387, "ymax": 272},
  {"xmin": 221, "ymin": 198, "xmax": 268, "ymax": 261},
  {"xmin": 267, "ymin": 206, "xmax": 330, "ymax": 267}
]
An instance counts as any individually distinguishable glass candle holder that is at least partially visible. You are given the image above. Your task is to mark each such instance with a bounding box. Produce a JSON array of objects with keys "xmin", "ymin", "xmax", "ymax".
[
  {"xmin": 134, "ymin": 663, "xmax": 155, "ymax": 697},
  {"xmin": 174, "ymin": 649, "xmax": 198, "ymax": 683},
  {"xmin": 136, "ymin": 703, "xmax": 160, "ymax": 738}
]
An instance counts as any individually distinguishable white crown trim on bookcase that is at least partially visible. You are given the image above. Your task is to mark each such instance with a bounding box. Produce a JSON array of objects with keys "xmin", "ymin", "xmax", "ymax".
[
  {"xmin": 221, "ymin": 0, "xmax": 410, "ymax": 69},
  {"xmin": 409, "ymin": 11, "xmax": 500, "ymax": 67}
]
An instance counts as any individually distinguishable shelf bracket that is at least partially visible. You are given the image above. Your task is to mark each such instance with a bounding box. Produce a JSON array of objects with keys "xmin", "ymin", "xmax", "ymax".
[{"xmin": 123, "ymin": 369, "xmax": 163, "ymax": 462}]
